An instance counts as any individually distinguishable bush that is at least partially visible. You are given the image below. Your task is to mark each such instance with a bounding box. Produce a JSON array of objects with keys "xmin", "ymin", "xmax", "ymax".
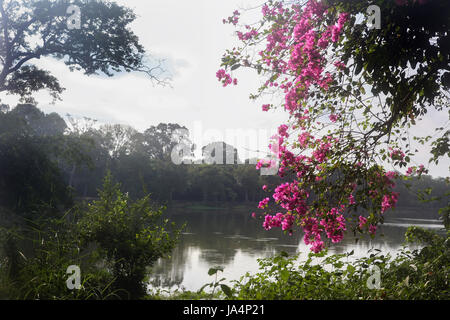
[
  {"xmin": 225, "ymin": 227, "xmax": 449, "ymax": 300},
  {"xmin": 0, "ymin": 172, "xmax": 182, "ymax": 300},
  {"xmin": 0, "ymin": 213, "xmax": 120, "ymax": 300},
  {"xmin": 77, "ymin": 172, "xmax": 182, "ymax": 299}
]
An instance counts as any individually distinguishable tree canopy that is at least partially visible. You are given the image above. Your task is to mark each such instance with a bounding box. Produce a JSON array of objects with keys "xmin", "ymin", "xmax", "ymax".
[{"xmin": 0, "ymin": 0, "xmax": 167, "ymax": 103}]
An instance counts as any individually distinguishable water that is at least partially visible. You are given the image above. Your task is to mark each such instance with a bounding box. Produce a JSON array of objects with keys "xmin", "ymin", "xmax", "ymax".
[{"xmin": 148, "ymin": 207, "xmax": 445, "ymax": 292}]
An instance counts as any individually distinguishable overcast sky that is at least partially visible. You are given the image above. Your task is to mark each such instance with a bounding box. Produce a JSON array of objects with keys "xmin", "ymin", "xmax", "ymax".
[{"xmin": 1, "ymin": 0, "xmax": 448, "ymax": 177}]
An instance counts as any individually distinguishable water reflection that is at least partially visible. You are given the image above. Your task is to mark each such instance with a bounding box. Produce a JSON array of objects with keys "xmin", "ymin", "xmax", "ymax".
[{"xmin": 148, "ymin": 208, "xmax": 444, "ymax": 292}]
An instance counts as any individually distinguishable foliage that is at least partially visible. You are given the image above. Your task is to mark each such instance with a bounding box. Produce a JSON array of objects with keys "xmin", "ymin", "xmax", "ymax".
[
  {"xmin": 0, "ymin": 213, "xmax": 120, "ymax": 300},
  {"xmin": 0, "ymin": 134, "xmax": 72, "ymax": 215},
  {"xmin": 0, "ymin": 171, "xmax": 182, "ymax": 300},
  {"xmin": 1, "ymin": 104, "xmax": 446, "ymax": 216},
  {"xmin": 147, "ymin": 266, "xmax": 231, "ymax": 300},
  {"xmin": 0, "ymin": 104, "xmax": 83, "ymax": 215},
  {"xmin": 333, "ymin": 0, "xmax": 450, "ymax": 128},
  {"xmin": 197, "ymin": 266, "xmax": 232, "ymax": 299},
  {"xmin": 77, "ymin": 172, "xmax": 183, "ymax": 299},
  {"xmin": 148, "ymin": 287, "xmax": 220, "ymax": 301},
  {"xmin": 223, "ymin": 227, "xmax": 448, "ymax": 300}
]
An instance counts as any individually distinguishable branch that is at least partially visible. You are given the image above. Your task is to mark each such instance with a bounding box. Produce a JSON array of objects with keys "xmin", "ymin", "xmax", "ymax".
[
  {"xmin": 8, "ymin": 50, "xmax": 42, "ymax": 74},
  {"xmin": 11, "ymin": 17, "xmax": 37, "ymax": 48}
]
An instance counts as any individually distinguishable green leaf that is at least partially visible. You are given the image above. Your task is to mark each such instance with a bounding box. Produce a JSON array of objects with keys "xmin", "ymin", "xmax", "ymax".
[
  {"xmin": 280, "ymin": 251, "xmax": 289, "ymax": 257},
  {"xmin": 208, "ymin": 266, "xmax": 224, "ymax": 276},
  {"xmin": 280, "ymin": 269, "xmax": 289, "ymax": 282},
  {"xmin": 231, "ymin": 64, "xmax": 241, "ymax": 71},
  {"xmin": 355, "ymin": 63, "xmax": 363, "ymax": 75},
  {"xmin": 220, "ymin": 284, "xmax": 233, "ymax": 298}
]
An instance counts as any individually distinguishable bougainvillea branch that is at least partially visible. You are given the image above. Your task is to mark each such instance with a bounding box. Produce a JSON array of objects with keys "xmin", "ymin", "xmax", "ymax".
[{"xmin": 218, "ymin": 0, "xmax": 448, "ymax": 252}]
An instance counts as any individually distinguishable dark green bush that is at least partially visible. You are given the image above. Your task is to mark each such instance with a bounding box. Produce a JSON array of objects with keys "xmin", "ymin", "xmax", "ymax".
[
  {"xmin": 77, "ymin": 172, "xmax": 182, "ymax": 299},
  {"xmin": 0, "ymin": 213, "xmax": 120, "ymax": 300}
]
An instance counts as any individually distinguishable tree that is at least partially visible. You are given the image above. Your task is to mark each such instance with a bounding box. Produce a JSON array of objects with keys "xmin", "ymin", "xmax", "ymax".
[
  {"xmin": 142, "ymin": 123, "xmax": 193, "ymax": 161},
  {"xmin": 234, "ymin": 164, "xmax": 261, "ymax": 202},
  {"xmin": 9, "ymin": 104, "xmax": 67, "ymax": 136},
  {"xmin": 97, "ymin": 123, "xmax": 140, "ymax": 159},
  {"xmin": 0, "ymin": 134, "xmax": 72, "ymax": 215},
  {"xmin": 218, "ymin": 0, "xmax": 449, "ymax": 252},
  {"xmin": 0, "ymin": 105, "xmax": 75, "ymax": 215},
  {"xmin": 0, "ymin": 0, "xmax": 168, "ymax": 103}
]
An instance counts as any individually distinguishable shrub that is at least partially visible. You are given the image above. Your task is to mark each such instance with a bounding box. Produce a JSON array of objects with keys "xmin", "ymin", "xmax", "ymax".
[
  {"xmin": 77, "ymin": 172, "xmax": 182, "ymax": 299},
  {"xmin": 0, "ymin": 213, "xmax": 119, "ymax": 300},
  {"xmin": 226, "ymin": 227, "xmax": 449, "ymax": 300}
]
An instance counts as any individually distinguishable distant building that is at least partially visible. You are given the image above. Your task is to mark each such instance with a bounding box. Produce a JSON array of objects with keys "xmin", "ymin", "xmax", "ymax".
[{"xmin": 201, "ymin": 141, "xmax": 241, "ymax": 165}]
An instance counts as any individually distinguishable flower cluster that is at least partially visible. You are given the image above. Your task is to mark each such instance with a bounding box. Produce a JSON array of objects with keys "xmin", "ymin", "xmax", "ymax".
[
  {"xmin": 389, "ymin": 148, "xmax": 405, "ymax": 161},
  {"xmin": 273, "ymin": 182, "xmax": 309, "ymax": 214},
  {"xmin": 223, "ymin": 10, "xmax": 240, "ymax": 25},
  {"xmin": 256, "ymin": 158, "xmax": 277, "ymax": 170},
  {"xmin": 381, "ymin": 192, "xmax": 399, "ymax": 214},
  {"xmin": 406, "ymin": 164, "xmax": 428, "ymax": 176},
  {"xmin": 258, "ymin": 197, "xmax": 270, "ymax": 209},
  {"xmin": 216, "ymin": 69, "xmax": 237, "ymax": 87},
  {"xmin": 319, "ymin": 208, "xmax": 346, "ymax": 244},
  {"xmin": 237, "ymin": 28, "xmax": 258, "ymax": 41},
  {"xmin": 358, "ymin": 216, "xmax": 367, "ymax": 229},
  {"xmin": 262, "ymin": 104, "xmax": 270, "ymax": 112},
  {"xmin": 329, "ymin": 114, "xmax": 339, "ymax": 123},
  {"xmin": 263, "ymin": 212, "xmax": 295, "ymax": 233}
]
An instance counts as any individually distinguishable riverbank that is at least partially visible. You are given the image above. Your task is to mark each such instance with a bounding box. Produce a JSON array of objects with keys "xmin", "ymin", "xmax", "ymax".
[
  {"xmin": 167, "ymin": 201, "xmax": 257, "ymax": 212},
  {"xmin": 73, "ymin": 197, "xmax": 442, "ymax": 220},
  {"xmin": 166, "ymin": 201, "xmax": 442, "ymax": 221}
]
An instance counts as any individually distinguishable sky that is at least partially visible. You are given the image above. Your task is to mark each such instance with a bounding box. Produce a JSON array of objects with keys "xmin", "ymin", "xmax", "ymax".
[{"xmin": 0, "ymin": 0, "xmax": 448, "ymax": 177}]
